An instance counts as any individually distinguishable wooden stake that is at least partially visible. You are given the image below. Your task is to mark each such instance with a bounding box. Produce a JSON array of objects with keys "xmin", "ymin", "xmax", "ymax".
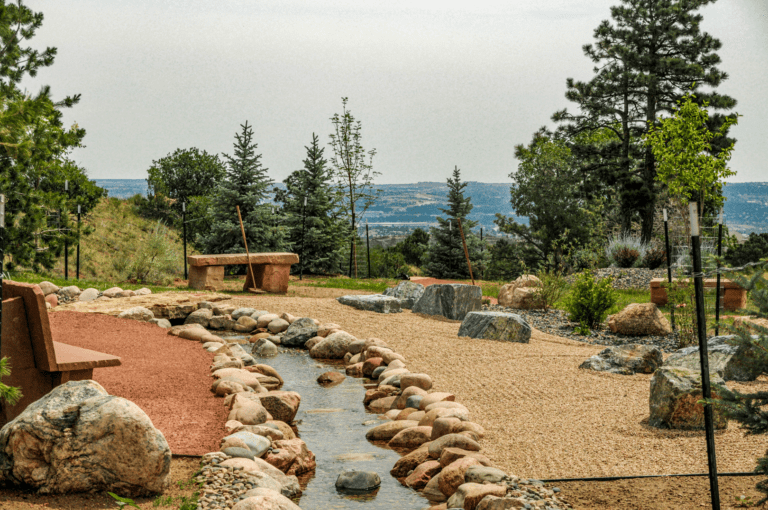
[
  {"xmin": 457, "ymin": 218, "xmax": 475, "ymax": 285},
  {"xmin": 236, "ymin": 206, "xmax": 259, "ymax": 293}
]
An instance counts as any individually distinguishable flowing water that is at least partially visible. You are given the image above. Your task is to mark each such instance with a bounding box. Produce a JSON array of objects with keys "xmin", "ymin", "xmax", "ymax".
[{"xmin": 246, "ymin": 347, "xmax": 430, "ymax": 510}]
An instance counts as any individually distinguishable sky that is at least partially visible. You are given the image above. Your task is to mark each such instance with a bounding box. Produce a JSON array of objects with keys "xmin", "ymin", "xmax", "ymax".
[{"xmin": 22, "ymin": 0, "xmax": 768, "ymax": 184}]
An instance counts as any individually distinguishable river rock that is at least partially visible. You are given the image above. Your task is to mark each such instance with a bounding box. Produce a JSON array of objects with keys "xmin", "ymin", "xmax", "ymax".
[
  {"xmin": 465, "ymin": 465, "xmax": 510, "ymax": 485},
  {"xmin": 228, "ymin": 394, "xmax": 271, "ymax": 425},
  {"xmin": 257, "ymin": 314, "xmax": 281, "ymax": 328},
  {"xmin": 233, "ymin": 488, "xmax": 302, "ymax": 510},
  {"xmin": 317, "ymin": 371, "xmax": 346, "ymax": 386},
  {"xmin": 213, "ymin": 304, "xmax": 237, "ymax": 316},
  {"xmin": 79, "ymin": 288, "xmax": 99, "ymax": 301},
  {"xmin": 149, "ymin": 318, "xmax": 172, "ymax": 328},
  {"xmin": 649, "ymin": 367, "xmax": 728, "ymax": 430},
  {"xmin": 428, "ymin": 433, "xmax": 481, "ymax": 459},
  {"xmin": 267, "ymin": 318, "xmax": 290, "ymax": 333},
  {"xmin": 209, "ymin": 315, "xmax": 236, "ymax": 330},
  {"xmin": 431, "ymin": 417, "xmax": 463, "ymax": 440},
  {"xmin": 390, "ymin": 443, "xmax": 432, "ymax": 477},
  {"xmin": 335, "ymin": 471, "xmax": 381, "ymax": 492},
  {"xmin": 664, "ymin": 335, "xmax": 763, "ymax": 381},
  {"xmin": 579, "ymin": 344, "xmax": 663, "ymax": 375},
  {"xmin": 405, "ymin": 460, "xmax": 442, "ymax": 489},
  {"xmin": 423, "ymin": 474, "xmax": 447, "ymax": 502},
  {"xmin": 395, "ymin": 386, "xmax": 429, "ymax": 409},
  {"xmin": 365, "ymin": 420, "xmax": 419, "ymax": 441},
  {"xmin": 368, "ymin": 396, "xmax": 398, "ymax": 412},
  {"xmin": 383, "ymin": 281, "xmax": 426, "ymax": 309},
  {"xmin": 253, "ymin": 338, "xmax": 279, "ymax": 357},
  {"xmin": 458, "ymin": 311, "xmax": 532, "ymax": 343},
  {"xmin": 440, "ymin": 456, "xmax": 482, "ymax": 497},
  {"xmin": 0, "ymin": 380, "xmax": 170, "ymax": 495},
  {"xmin": 234, "ymin": 316, "xmax": 259, "ymax": 333},
  {"xmin": 337, "ymin": 294, "xmax": 403, "ymax": 313},
  {"xmin": 346, "ymin": 362, "xmax": 364, "ymax": 377},
  {"xmin": 134, "ymin": 287, "xmax": 152, "ymax": 296},
  {"xmin": 58, "ymin": 285, "xmax": 81, "ymax": 299},
  {"xmin": 220, "ymin": 457, "xmax": 301, "ymax": 499},
  {"xmin": 363, "ymin": 357, "xmax": 384, "ymax": 377},
  {"xmin": 224, "ymin": 431, "xmax": 272, "ymax": 458},
  {"xmin": 281, "ymin": 318, "xmax": 319, "ymax": 347},
  {"xmin": 419, "ymin": 392, "xmax": 456, "ymax": 410},
  {"xmin": 260, "ymin": 391, "xmax": 301, "ymax": 423},
  {"xmin": 264, "ymin": 438, "xmax": 316, "ymax": 476},
  {"xmin": 388, "ymin": 426, "xmax": 433, "ymax": 449},
  {"xmin": 446, "ymin": 482, "xmax": 507, "ymax": 510},
  {"xmin": 412, "ymin": 284, "xmax": 482, "ymax": 320},
  {"xmin": 400, "ymin": 373, "xmax": 433, "ymax": 391},
  {"xmin": 439, "ymin": 447, "xmax": 492, "ymax": 468},
  {"xmin": 38, "ymin": 281, "xmax": 60, "ymax": 296},
  {"xmin": 118, "ymin": 306, "xmax": 154, "ymax": 322},
  {"xmin": 185, "ymin": 308, "xmax": 213, "ymax": 327},
  {"xmin": 607, "ymin": 302, "xmax": 672, "ymax": 336},
  {"xmin": 231, "ymin": 308, "xmax": 257, "ymax": 320},
  {"xmin": 310, "ymin": 331, "xmax": 357, "ymax": 359},
  {"xmin": 317, "ymin": 323, "xmax": 341, "ymax": 337},
  {"xmin": 419, "ymin": 407, "xmax": 469, "ymax": 426}
]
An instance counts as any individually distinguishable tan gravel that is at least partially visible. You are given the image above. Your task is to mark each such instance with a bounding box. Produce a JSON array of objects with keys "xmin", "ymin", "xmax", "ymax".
[{"xmin": 226, "ymin": 292, "xmax": 768, "ymax": 480}]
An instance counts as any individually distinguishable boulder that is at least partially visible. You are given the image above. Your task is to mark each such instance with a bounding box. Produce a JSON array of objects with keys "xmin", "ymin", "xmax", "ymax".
[
  {"xmin": 400, "ymin": 373, "xmax": 433, "ymax": 391},
  {"xmin": 336, "ymin": 295, "xmax": 403, "ymax": 314},
  {"xmin": 253, "ymin": 339, "xmax": 279, "ymax": 357},
  {"xmin": 335, "ymin": 471, "xmax": 381, "ymax": 492},
  {"xmin": 257, "ymin": 314, "xmax": 281, "ymax": 329},
  {"xmin": 38, "ymin": 281, "xmax": 60, "ymax": 296},
  {"xmin": 184, "ymin": 308, "xmax": 213, "ymax": 327},
  {"xmin": 267, "ymin": 318, "xmax": 290, "ymax": 333},
  {"xmin": 209, "ymin": 315, "xmax": 236, "ymax": 330},
  {"xmin": 235, "ymin": 316, "xmax": 259, "ymax": 333},
  {"xmin": 365, "ymin": 420, "xmax": 419, "ymax": 441},
  {"xmin": 390, "ymin": 443, "xmax": 432, "ymax": 478},
  {"xmin": 497, "ymin": 275, "xmax": 541, "ymax": 308},
  {"xmin": 439, "ymin": 447, "xmax": 493, "ymax": 468},
  {"xmin": 607, "ymin": 303, "xmax": 672, "ymax": 336},
  {"xmin": 222, "ymin": 431, "xmax": 271, "ymax": 458},
  {"xmin": 79, "ymin": 288, "xmax": 100, "ymax": 301},
  {"xmin": 134, "ymin": 287, "xmax": 152, "ymax": 296},
  {"xmin": 0, "ymin": 380, "xmax": 170, "ymax": 495},
  {"xmin": 388, "ymin": 426, "xmax": 433, "ymax": 449},
  {"xmin": 58, "ymin": 285, "xmax": 81, "ymax": 299},
  {"xmin": 281, "ymin": 318, "xmax": 319, "ymax": 347},
  {"xmin": 446, "ymin": 483, "xmax": 507, "ymax": 510},
  {"xmin": 465, "ymin": 466, "xmax": 510, "ymax": 485},
  {"xmin": 309, "ymin": 331, "xmax": 357, "ymax": 359},
  {"xmin": 263, "ymin": 438, "xmax": 316, "ymax": 476},
  {"xmin": 439, "ymin": 457, "xmax": 482, "ymax": 497},
  {"xmin": 232, "ymin": 308, "xmax": 258, "ymax": 320},
  {"xmin": 664, "ymin": 335, "xmax": 764, "ymax": 381},
  {"xmin": 383, "ymin": 281, "xmax": 426, "ymax": 309},
  {"xmin": 228, "ymin": 394, "xmax": 271, "ymax": 425},
  {"xmin": 117, "ymin": 306, "xmax": 154, "ymax": 322},
  {"xmin": 428, "ymin": 434, "xmax": 481, "ymax": 459},
  {"xmin": 259, "ymin": 391, "xmax": 301, "ymax": 423},
  {"xmin": 102, "ymin": 287, "xmax": 124, "ymax": 298},
  {"xmin": 404, "ymin": 460, "xmax": 441, "ymax": 489},
  {"xmin": 412, "ymin": 284, "xmax": 482, "ymax": 321},
  {"xmin": 458, "ymin": 312, "xmax": 531, "ymax": 343},
  {"xmin": 233, "ymin": 488, "xmax": 302, "ymax": 510},
  {"xmin": 649, "ymin": 367, "xmax": 728, "ymax": 430},
  {"xmin": 508, "ymin": 287, "xmax": 544, "ymax": 310},
  {"xmin": 579, "ymin": 344, "xmax": 663, "ymax": 375}
]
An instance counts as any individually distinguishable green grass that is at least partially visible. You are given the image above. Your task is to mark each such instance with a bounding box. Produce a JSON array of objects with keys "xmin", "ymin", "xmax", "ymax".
[
  {"xmin": 297, "ymin": 277, "xmax": 397, "ymax": 293},
  {"xmin": 8, "ymin": 270, "xmax": 182, "ymax": 294}
]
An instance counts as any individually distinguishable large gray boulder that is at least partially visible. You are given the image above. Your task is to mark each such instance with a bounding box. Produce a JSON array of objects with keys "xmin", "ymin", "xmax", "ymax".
[
  {"xmin": 309, "ymin": 331, "xmax": 357, "ymax": 359},
  {"xmin": 281, "ymin": 318, "xmax": 319, "ymax": 347},
  {"xmin": 336, "ymin": 295, "xmax": 402, "ymax": 314},
  {"xmin": 579, "ymin": 344, "xmax": 663, "ymax": 375},
  {"xmin": 335, "ymin": 471, "xmax": 381, "ymax": 492},
  {"xmin": 0, "ymin": 380, "xmax": 170, "ymax": 495},
  {"xmin": 383, "ymin": 281, "xmax": 425, "ymax": 309},
  {"xmin": 457, "ymin": 312, "xmax": 531, "ymax": 343},
  {"xmin": 412, "ymin": 284, "xmax": 482, "ymax": 321},
  {"xmin": 649, "ymin": 367, "xmax": 728, "ymax": 430},
  {"xmin": 664, "ymin": 335, "xmax": 764, "ymax": 381},
  {"xmin": 184, "ymin": 308, "xmax": 213, "ymax": 327}
]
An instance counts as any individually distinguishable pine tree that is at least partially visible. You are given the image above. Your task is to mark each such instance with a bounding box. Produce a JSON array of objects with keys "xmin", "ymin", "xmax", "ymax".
[
  {"xmin": 198, "ymin": 121, "xmax": 286, "ymax": 258},
  {"xmin": 275, "ymin": 133, "xmax": 347, "ymax": 275},
  {"xmin": 423, "ymin": 167, "xmax": 487, "ymax": 279},
  {"xmin": 555, "ymin": 0, "xmax": 737, "ymax": 242}
]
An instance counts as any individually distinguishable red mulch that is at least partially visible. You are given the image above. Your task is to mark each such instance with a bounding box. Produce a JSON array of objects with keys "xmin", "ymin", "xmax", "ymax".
[{"xmin": 48, "ymin": 311, "xmax": 227, "ymax": 456}]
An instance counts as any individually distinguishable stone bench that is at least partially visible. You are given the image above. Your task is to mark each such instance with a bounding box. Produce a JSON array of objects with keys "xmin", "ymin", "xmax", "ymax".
[
  {"xmin": 650, "ymin": 278, "xmax": 747, "ymax": 311},
  {"xmin": 187, "ymin": 253, "xmax": 299, "ymax": 293},
  {"xmin": 1, "ymin": 281, "xmax": 121, "ymax": 426}
]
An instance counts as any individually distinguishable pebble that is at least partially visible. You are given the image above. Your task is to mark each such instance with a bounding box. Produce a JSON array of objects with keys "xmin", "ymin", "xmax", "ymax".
[
  {"xmin": 195, "ymin": 453, "xmax": 259, "ymax": 509},
  {"xmin": 564, "ymin": 267, "xmax": 668, "ymax": 290}
]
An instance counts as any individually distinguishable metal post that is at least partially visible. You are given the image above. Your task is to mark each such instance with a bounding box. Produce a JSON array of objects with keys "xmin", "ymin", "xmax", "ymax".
[
  {"xmin": 663, "ymin": 209, "xmax": 675, "ymax": 331},
  {"xmin": 0, "ymin": 194, "xmax": 5, "ymax": 358},
  {"xmin": 690, "ymin": 202, "xmax": 721, "ymax": 510},
  {"xmin": 300, "ymin": 196, "xmax": 306, "ymax": 281},
  {"xmin": 182, "ymin": 202, "xmax": 187, "ymax": 280},
  {"xmin": 64, "ymin": 180, "xmax": 69, "ymax": 280},
  {"xmin": 76, "ymin": 205, "xmax": 81, "ymax": 280},
  {"xmin": 714, "ymin": 209, "xmax": 723, "ymax": 336},
  {"xmin": 366, "ymin": 222, "xmax": 371, "ymax": 279}
]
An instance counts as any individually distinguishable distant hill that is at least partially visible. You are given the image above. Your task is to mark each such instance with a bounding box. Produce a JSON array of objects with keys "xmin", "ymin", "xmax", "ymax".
[{"xmin": 94, "ymin": 179, "xmax": 768, "ymax": 235}]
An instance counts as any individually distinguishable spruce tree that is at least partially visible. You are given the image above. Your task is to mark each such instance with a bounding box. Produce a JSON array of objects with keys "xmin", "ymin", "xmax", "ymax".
[
  {"xmin": 275, "ymin": 133, "xmax": 347, "ymax": 275},
  {"xmin": 198, "ymin": 122, "xmax": 286, "ymax": 257},
  {"xmin": 423, "ymin": 167, "xmax": 487, "ymax": 279},
  {"xmin": 555, "ymin": 0, "xmax": 737, "ymax": 242}
]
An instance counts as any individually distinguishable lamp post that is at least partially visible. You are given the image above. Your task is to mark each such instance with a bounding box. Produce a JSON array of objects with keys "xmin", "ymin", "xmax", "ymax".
[
  {"xmin": 690, "ymin": 202, "xmax": 721, "ymax": 510},
  {"xmin": 182, "ymin": 202, "xmax": 187, "ymax": 280},
  {"xmin": 64, "ymin": 180, "xmax": 69, "ymax": 280},
  {"xmin": 714, "ymin": 209, "xmax": 724, "ymax": 336},
  {"xmin": 300, "ymin": 196, "xmax": 306, "ymax": 280},
  {"xmin": 76, "ymin": 204, "xmax": 81, "ymax": 280}
]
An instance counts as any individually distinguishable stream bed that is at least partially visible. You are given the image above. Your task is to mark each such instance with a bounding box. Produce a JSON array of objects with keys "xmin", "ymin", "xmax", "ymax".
[{"xmin": 249, "ymin": 347, "xmax": 429, "ymax": 510}]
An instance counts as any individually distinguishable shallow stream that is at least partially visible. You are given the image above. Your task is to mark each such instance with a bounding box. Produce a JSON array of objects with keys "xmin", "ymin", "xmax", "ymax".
[{"xmin": 245, "ymin": 346, "xmax": 429, "ymax": 509}]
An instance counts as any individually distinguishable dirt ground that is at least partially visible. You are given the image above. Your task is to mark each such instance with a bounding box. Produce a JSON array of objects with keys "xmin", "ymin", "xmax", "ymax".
[{"xmin": 11, "ymin": 279, "xmax": 768, "ymax": 509}]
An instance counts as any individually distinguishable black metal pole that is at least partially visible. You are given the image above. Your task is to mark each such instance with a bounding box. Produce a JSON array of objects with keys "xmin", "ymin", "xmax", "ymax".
[
  {"xmin": 366, "ymin": 223, "xmax": 371, "ymax": 279},
  {"xmin": 76, "ymin": 205, "xmax": 81, "ymax": 280},
  {"xmin": 64, "ymin": 180, "xmax": 69, "ymax": 280},
  {"xmin": 0, "ymin": 194, "xmax": 5, "ymax": 358},
  {"xmin": 690, "ymin": 202, "xmax": 721, "ymax": 510},
  {"xmin": 714, "ymin": 213, "xmax": 723, "ymax": 336},
  {"xmin": 300, "ymin": 197, "xmax": 306, "ymax": 281},
  {"xmin": 182, "ymin": 202, "xmax": 187, "ymax": 280},
  {"xmin": 663, "ymin": 209, "xmax": 675, "ymax": 332}
]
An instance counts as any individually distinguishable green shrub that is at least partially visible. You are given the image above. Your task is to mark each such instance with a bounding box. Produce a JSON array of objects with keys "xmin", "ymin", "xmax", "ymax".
[
  {"xmin": 530, "ymin": 269, "xmax": 567, "ymax": 310},
  {"xmin": 124, "ymin": 221, "xmax": 180, "ymax": 285},
  {"xmin": 663, "ymin": 277, "xmax": 698, "ymax": 347},
  {"xmin": 725, "ymin": 232, "xmax": 768, "ymax": 268},
  {"xmin": 605, "ymin": 233, "xmax": 646, "ymax": 267},
  {"xmin": 643, "ymin": 246, "xmax": 667, "ymax": 269},
  {"xmin": 564, "ymin": 271, "xmax": 617, "ymax": 328}
]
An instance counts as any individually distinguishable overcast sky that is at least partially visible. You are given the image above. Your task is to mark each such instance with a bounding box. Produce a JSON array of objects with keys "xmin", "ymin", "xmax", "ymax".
[{"xmin": 22, "ymin": 0, "xmax": 768, "ymax": 184}]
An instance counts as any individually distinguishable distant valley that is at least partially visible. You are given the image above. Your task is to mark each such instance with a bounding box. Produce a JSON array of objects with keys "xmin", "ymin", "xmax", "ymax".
[{"xmin": 94, "ymin": 179, "xmax": 768, "ymax": 235}]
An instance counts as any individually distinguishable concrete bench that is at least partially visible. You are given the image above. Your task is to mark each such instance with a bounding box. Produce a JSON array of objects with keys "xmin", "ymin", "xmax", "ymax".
[
  {"xmin": 650, "ymin": 278, "xmax": 747, "ymax": 311},
  {"xmin": 187, "ymin": 252, "xmax": 299, "ymax": 293},
  {"xmin": 1, "ymin": 281, "xmax": 121, "ymax": 426}
]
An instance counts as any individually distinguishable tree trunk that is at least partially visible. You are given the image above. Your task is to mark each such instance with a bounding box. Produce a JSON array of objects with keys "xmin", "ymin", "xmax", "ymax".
[{"xmin": 641, "ymin": 87, "xmax": 658, "ymax": 244}]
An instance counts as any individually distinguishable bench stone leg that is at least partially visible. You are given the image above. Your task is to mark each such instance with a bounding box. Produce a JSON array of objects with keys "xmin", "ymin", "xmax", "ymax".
[
  {"xmin": 189, "ymin": 265, "xmax": 224, "ymax": 291},
  {"xmin": 245, "ymin": 264, "xmax": 291, "ymax": 294}
]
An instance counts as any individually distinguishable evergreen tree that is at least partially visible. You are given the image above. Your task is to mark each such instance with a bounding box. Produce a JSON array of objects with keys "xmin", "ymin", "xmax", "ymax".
[
  {"xmin": 275, "ymin": 133, "xmax": 347, "ymax": 275},
  {"xmin": 423, "ymin": 167, "xmax": 487, "ymax": 279},
  {"xmin": 198, "ymin": 122, "xmax": 286, "ymax": 258},
  {"xmin": 555, "ymin": 0, "xmax": 737, "ymax": 242},
  {"xmin": 0, "ymin": 1, "xmax": 97, "ymax": 272}
]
